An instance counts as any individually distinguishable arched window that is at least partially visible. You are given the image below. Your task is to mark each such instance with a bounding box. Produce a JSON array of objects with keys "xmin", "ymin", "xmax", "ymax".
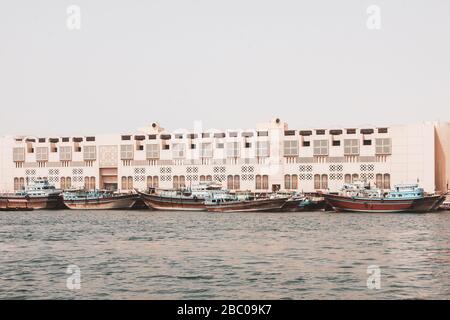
[
  {"xmin": 147, "ymin": 176, "xmax": 153, "ymax": 188},
  {"xmin": 262, "ymin": 175, "xmax": 269, "ymax": 190},
  {"xmin": 153, "ymin": 176, "xmax": 159, "ymax": 188},
  {"xmin": 376, "ymin": 174, "xmax": 383, "ymax": 188},
  {"xmin": 321, "ymin": 174, "xmax": 328, "ymax": 189},
  {"xmin": 90, "ymin": 177, "xmax": 96, "ymax": 190},
  {"xmin": 14, "ymin": 178, "xmax": 19, "ymax": 191},
  {"xmin": 61, "ymin": 177, "xmax": 66, "ymax": 190},
  {"xmin": 127, "ymin": 176, "xmax": 133, "ymax": 190},
  {"xmin": 234, "ymin": 175, "xmax": 240, "ymax": 190},
  {"xmin": 255, "ymin": 175, "xmax": 262, "ymax": 190},
  {"xmin": 352, "ymin": 174, "xmax": 359, "ymax": 183},
  {"xmin": 227, "ymin": 175, "xmax": 234, "ymax": 189},
  {"xmin": 291, "ymin": 175, "xmax": 298, "ymax": 189},
  {"xmin": 19, "ymin": 178, "xmax": 25, "ymax": 190},
  {"xmin": 66, "ymin": 177, "xmax": 72, "ymax": 189},
  {"xmin": 173, "ymin": 176, "xmax": 179, "ymax": 189},
  {"xmin": 121, "ymin": 176, "xmax": 127, "ymax": 190},
  {"xmin": 206, "ymin": 175, "xmax": 212, "ymax": 182},
  {"xmin": 314, "ymin": 174, "xmax": 321, "ymax": 189},
  {"xmin": 179, "ymin": 175, "xmax": 186, "ymax": 188},
  {"xmin": 383, "ymin": 174, "xmax": 390, "ymax": 189},
  {"xmin": 200, "ymin": 175, "xmax": 206, "ymax": 183},
  {"xmin": 284, "ymin": 174, "xmax": 291, "ymax": 189},
  {"xmin": 344, "ymin": 174, "xmax": 351, "ymax": 184},
  {"xmin": 84, "ymin": 177, "xmax": 90, "ymax": 190}
]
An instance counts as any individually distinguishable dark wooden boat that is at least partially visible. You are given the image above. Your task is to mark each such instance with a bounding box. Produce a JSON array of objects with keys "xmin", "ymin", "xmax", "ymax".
[
  {"xmin": 324, "ymin": 183, "xmax": 445, "ymax": 213},
  {"xmin": 137, "ymin": 190, "xmax": 207, "ymax": 211},
  {"xmin": 63, "ymin": 191, "xmax": 139, "ymax": 210},
  {"xmin": 0, "ymin": 194, "xmax": 62, "ymax": 211},
  {"xmin": 279, "ymin": 196, "xmax": 327, "ymax": 212},
  {"xmin": 0, "ymin": 179, "xmax": 62, "ymax": 211},
  {"xmin": 205, "ymin": 197, "xmax": 289, "ymax": 213}
]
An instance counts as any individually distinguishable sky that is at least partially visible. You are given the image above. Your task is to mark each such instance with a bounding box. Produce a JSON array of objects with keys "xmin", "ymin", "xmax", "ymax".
[{"xmin": 0, "ymin": 0, "xmax": 449, "ymax": 136}]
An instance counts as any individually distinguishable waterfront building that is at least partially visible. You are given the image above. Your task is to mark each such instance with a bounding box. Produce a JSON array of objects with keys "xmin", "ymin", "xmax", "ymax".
[{"xmin": 1, "ymin": 119, "xmax": 449, "ymax": 194}]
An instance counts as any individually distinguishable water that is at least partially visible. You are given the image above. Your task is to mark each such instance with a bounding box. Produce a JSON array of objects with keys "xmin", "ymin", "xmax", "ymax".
[{"xmin": 0, "ymin": 210, "xmax": 449, "ymax": 299}]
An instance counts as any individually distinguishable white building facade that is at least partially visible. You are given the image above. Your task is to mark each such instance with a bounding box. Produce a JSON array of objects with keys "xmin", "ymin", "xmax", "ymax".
[{"xmin": 0, "ymin": 119, "xmax": 448, "ymax": 194}]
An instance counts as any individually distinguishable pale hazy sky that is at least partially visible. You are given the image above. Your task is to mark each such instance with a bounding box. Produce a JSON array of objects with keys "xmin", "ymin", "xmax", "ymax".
[{"xmin": 0, "ymin": 0, "xmax": 449, "ymax": 136}]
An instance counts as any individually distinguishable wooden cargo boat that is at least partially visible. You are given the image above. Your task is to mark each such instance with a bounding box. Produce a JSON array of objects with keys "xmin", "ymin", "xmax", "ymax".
[
  {"xmin": 137, "ymin": 182, "xmax": 228, "ymax": 211},
  {"xmin": 63, "ymin": 190, "xmax": 139, "ymax": 210},
  {"xmin": 205, "ymin": 196, "xmax": 289, "ymax": 213},
  {"xmin": 0, "ymin": 179, "xmax": 62, "ymax": 211},
  {"xmin": 324, "ymin": 182, "xmax": 445, "ymax": 213}
]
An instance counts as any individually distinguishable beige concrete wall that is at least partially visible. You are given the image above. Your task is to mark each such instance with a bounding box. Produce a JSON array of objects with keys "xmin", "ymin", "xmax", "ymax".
[{"xmin": 434, "ymin": 122, "xmax": 450, "ymax": 193}]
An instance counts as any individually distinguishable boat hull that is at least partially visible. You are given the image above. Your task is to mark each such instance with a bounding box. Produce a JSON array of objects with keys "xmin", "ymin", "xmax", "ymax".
[
  {"xmin": 206, "ymin": 197, "xmax": 288, "ymax": 213},
  {"xmin": 324, "ymin": 194, "xmax": 445, "ymax": 213},
  {"xmin": 63, "ymin": 194, "xmax": 139, "ymax": 210},
  {"xmin": 0, "ymin": 194, "xmax": 62, "ymax": 211},
  {"xmin": 137, "ymin": 191, "xmax": 206, "ymax": 211},
  {"xmin": 279, "ymin": 198, "xmax": 327, "ymax": 212}
]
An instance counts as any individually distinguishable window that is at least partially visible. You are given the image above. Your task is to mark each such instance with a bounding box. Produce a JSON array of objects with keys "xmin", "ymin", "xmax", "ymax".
[
  {"xmin": 200, "ymin": 143, "xmax": 213, "ymax": 157},
  {"xmin": 83, "ymin": 146, "xmax": 96, "ymax": 161},
  {"xmin": 378, "ymin": 128, "xmax": 388, "ymax": 134},
  {"xmin": 314, "ymin": 174, "xmax": 321, "ymax": 189},
  {"xmin": 302, "ymin": 141, "xmax": 310, "ymax": 147},
  {"xmin": 383, "ymin": 174, "xmax": 390, "ymax": 189},
  {"xmin": 245, "ymin": 142, "xmax": 252, "ymax": 148},
  {"xmin": 61, "ymin": 177, "xmax": 71, "ymax": 189},
  {"xmin": 313, "ymin": 140, "xmax": 328, "ymax": 156},
  {"xmin": 316, "ymin": 129, "xmax": 325, "ymax": 135},
  {"xmin": 344, "ymin": 139, "xmax": 359, "ymax": 155},
  {"xmin": 229, "ymin": 132, "xmax": 238, "ymax": 138},
  {"xmin": 352, "ymin": 174, "xmax": 359, "ymax": 182},
  {"xmin": 234, "ymin": 175, "xmax": 240, "ymax": 190},
  {"xmin": 257, "ymin": 131, "xmax": 268, "ymax": 137},
  {"xmin": 146, "ymin": 144, "xmax": 159, "ymax": 159},
  {"xmin": 62, "ymin": 137, "xmax": 70, "ymax": 142},
  {"xmin": 375, "ymin": 138, "xmax": 392, "ymax": 155},
  {"xmin": 284, "ymin": 141, "xmax": 299, "ymax": 156},
  {"xmin": 60, "ymin": 146, "xmax": 72, "ymax": 161},
  {"xmin": 13, "ymin": 148, "xmax": 25, "ymax": 162},
  {"xmin": 216, "ymin": 143, "xmax": 224, "ymax": 149},
  {"xmin": 86, "ymin": 137, "xmax": 96, "ymax": 142},
  {"xmin": 363, "ymin": 140, "xmax": 372, "ymax": 146},
  {"xmin": 120, "ymin": 145, "xmax": 134, "ymax": 160},
  {"xmin": 148, "ymin": 134, "xmax": 157, "ymax": 140},
  {"xmin": 202, "ymin": 133, "xmax": 210, "ymax": 138},
  {"xmin": 242, "ymin": 132, "xmax": 253, "ymax": 138},
  {"xmin": 214, "ymin": 133, "xmax": 226, "ymax": 138},
  {"xmin": 292, "ymin": 175, "xmax": 298, "ymax": 189},
  {"xmin": 345, "ymin": 174, "xmax": 351, "ymax": 184},
  {"xmin": 256, "ymin": 141, "xmax": 270, "ymax": 157},
  {"xmin": 226, "ymin": 142, "xmax": 240, "ymax": 157},
  {"xmin": 262, "ymin": 175, "xmax": 269, "ymax": 190},
  {"xmin": 284, "ymin": 174, "xmax": 298, "ymax": 189},
  {"xmin": 190, "ymin": 144, "xmax": 196, "ymax": 150},
  {"xmin": 173, "ymin": 176, "xmax": 179, "ymax": 189},
  {"xmin": 321, "ymin": 174, "xmax": 328, "ymax": 189},
  {"xmin": 227, "ymin": 175, "xmax": 240, "ymax": 189},
  {"xmin": 332, "ymin": 140, "xmax": 341, "ymax": 146},
  {"xmin": 172, "ymin": 143, "xmax": 185, "ymax": 158},
  {"xmin": 284, "ymin": 175, "xmax": 291, "ymax": 189},
  {"xmin": 35, "ymin": 147, "xmax": 48, "ymax": 161},
  {"xmin": 284, "ymin": 130, "xmax": 296, "ymax": 136},
  {"xmin": 376, "ymin": 174, "xmax": 383, "ymax": 188},
  {"xmin": 84, "ymin": 177, "xmax": 96, "ymax": 190},
  {"xmin": 175, "ymin": 134, "xmax": 183, "ymax": 139},
  {"xmin": 346, "ymin": 129, "xmax": 356, "ymax": 134},
  {"xmin": 121, "ymin": 135, "xmax": 131, "ymax": 141}
]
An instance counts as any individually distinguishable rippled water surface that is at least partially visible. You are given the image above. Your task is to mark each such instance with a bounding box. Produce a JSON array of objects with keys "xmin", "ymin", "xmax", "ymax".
[{"xmin": 1, "ymin": 210, "xmax": 449, "ymax": 299}]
